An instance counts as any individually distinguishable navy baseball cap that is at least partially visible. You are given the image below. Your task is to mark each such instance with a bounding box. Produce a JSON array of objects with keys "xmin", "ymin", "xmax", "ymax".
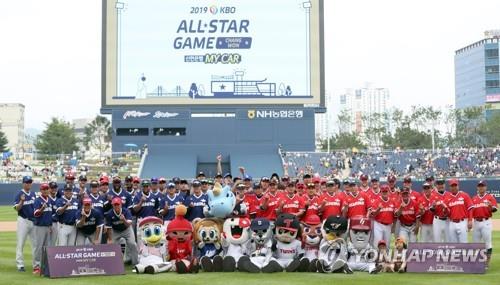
[
  {"xmin": 215, "ymin": 173, "xmax": 223, "ymax": 178},
  {"xmin": 477, "ymin": 180, "xmax": 487, "ymax": 186},
  {"xmin": 22, "ymin": 176, "xmax": 33, "ymax": 183},
  {"xmin": 251, "ymin": 218, "xmax": 270, "ymax": 231},
  {"xmin": 223, "ymin": 173, "xmax": 232, "ymax": 179},
  {"xmin": 64, "ymin": 183, "xmax": 73, "ymax": 191},
  {"xmin": 167, "ymin": 182, "xmax": 175, "ymax": 188},
  {"xmin": 253, "ymin": 182, "xmax": 261, "ymax": 189},
  {"xmin": 243, "ymin": 174, "xmax": 252, "ymax": 181},
  {"xmin": 197, "ymin": 171, "xmax": 206, "ymax": 177},
  {"xmin": 151, "ymin": 177, "xmax": 159, "ymax": 184},
  {"xmin": 192, "ymin": 180, "xmax": 201, "ymax": 187},
  {"xmin": 78, "ymin": 175, "xmax": 87, "ymax": 181},
  {"xmin": 371, "ymin": 176, "xmax": 379, "ymax": 182},
  {"xmin": 49, "ymin": 181, "xmax": 58, "ymax": 189},
  {"xmin": 172, "ymin": 177, "xmax": 181, "ymax": 183}
]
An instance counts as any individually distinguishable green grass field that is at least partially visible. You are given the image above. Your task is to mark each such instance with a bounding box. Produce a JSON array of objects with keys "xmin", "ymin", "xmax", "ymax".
[
  {"xmin": 0, "ymin": 205, "xmax": 16, "ymax": 222},
  {"xmin": 0, "ymin": 231, "xmax": 498, "ymax": 285}
]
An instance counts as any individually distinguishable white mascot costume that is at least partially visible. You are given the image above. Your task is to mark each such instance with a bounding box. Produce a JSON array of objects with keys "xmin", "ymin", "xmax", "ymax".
[
  {"xmin": 347, "ymin": 215, "xmax": 382, "ymax": 274},
  {"xmin": 134, "ymin": 216, "xmax": 172, "ymax": 274}
]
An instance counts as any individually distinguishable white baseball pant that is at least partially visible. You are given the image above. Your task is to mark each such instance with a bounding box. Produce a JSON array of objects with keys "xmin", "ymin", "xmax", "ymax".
[
  {"xmin": 58, "ymin": 224, "xmax": 77, "ymax": 246},
  {"xmin": 15, "ymin": 217, "xmax": 35, "ymax": 269},
  {"xmin": 372, "ymin": 221, "xmax": 392, "ymax": 248},
  {"xmin": 433, "ymin": 217, "xmax": 449, "ymax": 242},
  {"xmin": 473, "ymin": 219, "xmax": 492, "ymax": 249},
  {"xmin": 398, "ymin": 224, "xmax": 417, "ymax": 243},
  {"xmin": 448, "ymin": 220, "xmax": 468, "ymax": 243},
  {"xmin": 419, "ymin": 224, "xmax": 433, "ymax": 243}
]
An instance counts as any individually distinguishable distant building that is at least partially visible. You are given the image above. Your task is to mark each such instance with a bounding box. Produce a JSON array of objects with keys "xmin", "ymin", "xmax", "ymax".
[
  {"xmin": 339, "ymin": 83, "xmax": 390, "ymax": 134},
  {"xmin": 72, "ymin": 118, "xmax": 93, "ymax": 152},
  {"xmin": 315, "ymin": 91, "xmax": 335, "ymax": 143},
  {"xmin": 0, "ymin": 103, "xmax": 25, "ymax": 153},
  {"xmin": 455, "ymin": 30, "xmax": 500, "ymax": 119}
]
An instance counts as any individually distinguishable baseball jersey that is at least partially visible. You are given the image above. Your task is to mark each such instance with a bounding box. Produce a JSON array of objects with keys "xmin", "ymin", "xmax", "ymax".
[
  {"xmin": 49, "ymin": 195, "xmax": 59, "ymax": 222},
  {"xmin": 280, "ymin": 194, "xmax": 305, "ymax": 216},
  {"xmin": 133, "ymin": 191, "xmax": 159, "ymax": 218},
  {"xmin": 344, "ymin": 191, "xmax": 369, "ymax": 218},
  {"xmin": 471, "ymin": 193, "xmax": 498, "ymax": 219},
  {"xmin": 184, "ymin": 193, "xmax": 208, "ymax": 221},
  {"xmin": 409, "ymin": 190, "xmax": 422, "ymax": 202},
  {"xmin": 365, "ymin": 189, "xmax": 380, "ymax": 204},
  {"xmin": 88, "ymin": 193, "xmax": 106, "ymax": 216},
  {"xmin": 430, "ymin": 191, "xmax": 451, "ymax": 218},
  {"xmin": 273, "ymin": 239, "xmax": 303, "ymax": 260},
  {"xmin": 259, "ymin": 192, "xmax": 282, "ymax": 221},
  {"xmin": 76, "ymin": 209, "xmax": 104, "ymax": 235},
  {"xmin": 371, "ymin": 196, "xmax": 397, "ymax": 225},
  {"xmin": 56, "ymin": 196, "xmax": 79, "ymax": 225},
  {"xmin": 13, "ymin": 190, "xmax": 36, "ymax": 221},
  {"xmin": 249, "ymin": 194, "xmax": 264, "ymax": 216},
  {"xmin": 302, "ymin": 194, "xmax": 320, "ymax": 221},
  {"xmin": 319, "ymin": 192, "xmax": 345, "ymax": 220},
  {"xmin": 108, "ymin": 189, "xmax": 133, "ymax": 209},
  {"xmin": 445, "ymin": 191, "xmax": 473, "ymax": 221},
  {"xmin": 242, "ymin": 194, "xmax": 257, "ymax": 216},
  {"xmin": 33, "ymin": 196, "xmax": 53, "ymax": 226},
  {"xmin": 57, "ymin": 185, "xmax": 79, "ymax": 199},
  {"xmin": 397, "ymin": 198, "xmax": 419, "ymax": 225},
  {"xmin": 418, "ymin": 194, "xmax": 434, "ymax": 225},
  {"xmin": 159, "ymin": 194, "xmax": 185, "ymax": 221},
  {"xmin": 105, "ymin": 208, "xmax": 133, "ymax": 232},
  {"xmin": 168, "ymin": 239, "xmax": 192, "ymax": 260}
]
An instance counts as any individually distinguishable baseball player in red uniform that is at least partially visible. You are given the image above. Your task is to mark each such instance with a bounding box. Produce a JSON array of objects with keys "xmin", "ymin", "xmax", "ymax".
[
  {"xmin": 318, "ymin": 180, "xmax": 345, "ymax": 220},
  {"xmin": 367, "ymin": 185, "xmax": 396, "ymax": 248},
  {"xmin": 259, "ymin": 179, "xmax": 283, "ymax": 222},
  {"xmin": 358, "ymin": 174, "xmax": 371, "ymax": 193},
  {"xmin": 302, "ymin": 183, "xmax": 320, "ymax": 222},
  {"xmin": 430, "ymin": 177, "xmax": 450, "ymax": 242},
  {"xmin": 417, "ymin": 182, "xmax": 434, "ymax": 242},
  {"xmin": 471, "ymin": 180, "xmax": 497, "ymax": 269},
  {"xmin": 396, "ymin": 188, "xmax": 420, "ymax": 243},
  {"xmin": 445, "ymin": 179, "xmax": 473, "ymax": 243},
  {"xmin": 343, "ymin": 182, "xmax": 369, "ymax": 219},
  {"xmin": 279, "ymin": 183, "xmax": 305, "ymax": 218}
]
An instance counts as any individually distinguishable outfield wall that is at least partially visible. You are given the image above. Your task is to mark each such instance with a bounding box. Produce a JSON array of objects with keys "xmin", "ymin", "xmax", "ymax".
[{"xmin": 0, "ymin": 178, "xmax": 499, "ymax": 206}]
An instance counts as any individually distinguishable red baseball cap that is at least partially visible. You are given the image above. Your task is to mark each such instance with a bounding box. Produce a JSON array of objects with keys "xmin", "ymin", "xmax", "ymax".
[
  {"xmin": 387, "ymin": 175, "xmax": 396, "ymax": 183},
  {"xmin": 360, "ymin": 174, "xmax": 368, "ymax": 181},
  {"xmin": 40, "ymin": 183, "xmax": 49, "ymax": 190},
  {"xmin": 378, "ymin": 240, "xmax": 387, "ymax": 247},
  {"xmin": 296, "ymin": 182, "xmax": 305, "ymax": 190},
  {"xmin": 448, "ymin": 178, "xmax": 459, "ymax": 186},
  {"xmin": 312, "ymin": 177, "xmax": 321, "ymax": 183},
  {"xmin": 132, "ymin": 176, "xmax": 140, "ymax": 183},
  {"xmin": 82, "ymin": 197, "xmax": 92, "ymax": 206},
  {"xmin": 349, "ymin": 216, "xmax": 371, "ymax": 230},
  {"xmin": 65, "ymin": 173, "xmax": 75, "ymax": 180},
  {"xmin": 111, "ymin": 197, "xmax": 122, "ymax": 205},
  {"xmin": 303, "ymin": 214, "xmax": 321, "ymax": 225},
  {"xmin": 99, "ymin": 176, "xmax": 109, "ymax": 184},
  {"xmin": 380, "ymin": 185, "xmax": 390, "ymax": 192}
]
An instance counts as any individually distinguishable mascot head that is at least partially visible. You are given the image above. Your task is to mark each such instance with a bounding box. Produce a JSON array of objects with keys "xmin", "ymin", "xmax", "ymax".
[
  {"xmin": 321, "ymin": 215, "xmax": 348, "ymax": 241},
  {"xmin": 207, "ymin": 182, "xmax": 236, "ymax": 218},
  {"xmin": 138, "ymin": 216, "xmax": 164, "ymax": 246},
  {"xmin": 250, "ymin": 218, "xmax": 273, "ymax": 245},
  {"xmin": 193, "ymin": 218, "xmax": 223, "ymax": 245},
  {"xmin": 274, "ymin": 214, "xmax": 301, "ymax": 243},
  {"xmin": 167, "ymin": 205, "xmax": 193, "ymax": 242},
  {"xmin": 223, "ymin": 217, "xmax": 251, "ymax": 245},
  {"xmin": 349, "ymin": 215, "xmax": 371, "ymax": 250},
  {"xmin": 395, "ymin": 236, "xmax": 407, "ymax": 250},
  {"xmin": 302, "ymin": 214, "xmax": 322, "ymax": 247}
]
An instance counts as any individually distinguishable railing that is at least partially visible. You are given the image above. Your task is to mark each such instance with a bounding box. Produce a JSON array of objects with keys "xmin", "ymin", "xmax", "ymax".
[{"xmin": 137, "ymin": 147, "xmax": 148, "ymax": 178}]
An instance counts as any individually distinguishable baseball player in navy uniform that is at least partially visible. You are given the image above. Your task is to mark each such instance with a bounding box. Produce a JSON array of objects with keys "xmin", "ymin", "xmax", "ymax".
[
  {"xmin": 159, "ymin": 182, "xmax": 185, "ymax": 227},
  {"xmin": 108, "ymin": 176, "xmax": 133, "ymax": 211},
  {"xmin": 56, "ymin": 184, "xmax": 79, "ymax": 246},
  {"xmin": 13, "ymin": 176, "xmax": 36, "ymax": 272},
  {"xmin": 184, "ymin": 180, "xmax": 208, "ymax": 221},
  {"xmin": 105, "ymin": 197, "xmax": 138, "ymax": 265},
  {"xmin": 76, "ymin": 175, "xmax": 88, "ymax": 200},
  {"xmin": 32, "ymin": 183, "xmax": 54, "ymax": 275},
  {"xmin": 75, "ymin": 197, "xmax": 104, "ymax": 245},
  {"xmin": 48, "ymin": 182, "xmax": 59, "ymax": 246},
  {"xmin": 133, "ymin": 179, "xmax": 160, "ymax": 239}
]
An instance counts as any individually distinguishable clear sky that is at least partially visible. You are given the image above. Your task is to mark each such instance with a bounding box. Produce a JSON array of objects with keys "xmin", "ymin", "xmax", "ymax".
[{"xmin": 0, "ymin": 0, "xmax": 499, "ymax": 129}]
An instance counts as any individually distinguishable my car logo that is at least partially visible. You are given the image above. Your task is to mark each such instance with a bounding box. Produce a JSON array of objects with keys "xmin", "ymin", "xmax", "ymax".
[{"xmin": 248, "ymin": 110, "xmax": 255, "ymax": 119}]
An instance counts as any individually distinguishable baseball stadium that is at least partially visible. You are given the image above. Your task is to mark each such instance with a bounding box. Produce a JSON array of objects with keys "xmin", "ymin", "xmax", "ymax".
[{"xmin": 1, "ymin": 1, "xmax": 500, "ymax": 285}]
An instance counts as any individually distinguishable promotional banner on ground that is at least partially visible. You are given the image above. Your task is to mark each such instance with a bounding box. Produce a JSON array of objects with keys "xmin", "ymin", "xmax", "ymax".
[
  {"xmin": 42, "ymin": 244, "xmax": 125, "ymax": 278},
  {"xmin": 406, "ymin": 243, "xmax": 486, "ymax": 274}
]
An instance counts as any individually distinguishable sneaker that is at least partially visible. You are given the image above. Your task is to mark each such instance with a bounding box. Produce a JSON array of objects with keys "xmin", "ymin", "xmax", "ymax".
[
  {"xmin": 32, "ymin": 268, "xmax": 41, "ymax": 275},
  {"xmin": 18, "ymin": 267, "xmax": 25, "ymax": 272}
]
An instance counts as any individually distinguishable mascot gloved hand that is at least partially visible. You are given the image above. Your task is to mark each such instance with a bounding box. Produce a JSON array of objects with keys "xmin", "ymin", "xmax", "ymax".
[
  {"xmin": 262, "ymin": 213, "xmax": 303, "ymax": 273},
  {"xmin": 298, "ymin": 214, "xmax": 322, "ymax": 272},
  {"xmin": 347, "ymin": 215, "xmax": 382, "ymax": 274},
  {"xmin": 204, "ymin": 182, "xmax": 241, "ymax": 218},
  {"xmin": 166, "ymin": 205, "xmax": 199, "ymax": 274},
  {"xmin": 193, "ymin": 218, "xmax": 223, "ymax": 272},
  {"xmin": 220, "ymin": 217, "xmax": 251, "ymax": 272},
  {"xmin": 317, "ymin": 215, "xmax": 352, "ymax": 274},
  {"xmin": 134, "ymin": 216, "xmax": 171, "ymax": 274},
  {"xmin": 238, "ymin": 218, "xmax": 274, "ymax": 273}
]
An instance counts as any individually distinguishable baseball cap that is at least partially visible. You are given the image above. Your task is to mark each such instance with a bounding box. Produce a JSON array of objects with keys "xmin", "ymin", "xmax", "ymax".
[
  {"xmin": 99, "ymin": 176, "xmax": 109, "ymax": 184},
  {"xmin": 236, "ymin": 183, "xmax": 246, "ymax": 189},
  {"xmin": 326, "ymin": 180, "xmax": 335, "ymax": 186},
  {"xmin": 150, "ymin": 177, "xmax": 159, "ymax": 184},
  {"xmin": 132, "ymin": 176, "xmax": 140, "ymax": 183},
  {"xmin": 296, "ymin": 182, "xmax": 305, "ymax": 189},
  {"xmin": 425, "ymin": 175, "xmax": 434, "ymax": 182},
  {"xmin": 90, "ymin": 180, "xmax": 99, "ymax": 187},
  {"xmin": 422, "ymin": 182, "xmax": 431, "ymax": 189},
  {"xmin": 253, "ymin": 182, "xmax": 261, "ymax": 189},
  {"xmin": 125, "ymin": 175, "xmax": 134, "ymax": 182},
  {"xmin": 303, "ymin": 174, "xmax": 312, "ymax": 179},
  {"xmin": 312, "ymin": 177, "xmax": 321, "ymax": 183},
  {"xmin": 112, "ymin": 176, "xmax": 121, "ymax": 183},
  {"xmin": 40, "ymin": 183, "xmax": 49, "ymax": 190},
  {"xmin": 192, "ymin": 180, "xmax": 201, "ymax": 187},
  {"xmin": 22, "ymin": 176, "xmax": 33, "ymax": 183},
  {"xmin": 448, "ymin": 178, "xmax": 459, "ymax": 186},
  {"xmin": 159, "ymin": 177, "xmax": 167, "ymax": 183},
  {"xmin": 349, "ymin": 179, "xmax": 356, "ymax": 186},
  {"xmin": 180, "ymin": 179, "xmax": 188, "ymax": 184},
  {"xmin": 303, "ymin": 214, "xmax": 321, "ymax": 225},
  {"xmin": 172, "ymin": 177, "xmax": 181, "ymax": 183},
  {"xmin": 78, "ymin": 175, "xmax": 87, "ymax": 181},
  {"xmin": 371, "ymin": 176, "xmax": 379, "ymax": 182},
  {"xmin": 342, "ymin": 179, "xmax": 350, "ymax": 185},
  {"xmin": 477, "ymin": 180, "xmax": 487, "ymax": 186},
  {"xmin": 197, "ymin": 171, "xmax": 206, "ymax": 177},
  {"xmin": 360, "ymin": 174, "xmax": 369, "ymax": 181},
  {"xmin": 65, "ymin": 173, "xmax": 75, "ymax": 180},
  {"xmin": 349, "ymin": 216, "xmax": 370, "ymax": 230},
  {"xmin": 49, "ymin": 181, "xmax": 58, "ymax": 189},
  {"xmin": 111, "ymin": 197, "xmax": 122, "ymax": 205},
  {"xmin": 215, "ymin": 173, "xmax": 223, "ymax": 178},
  {"xmin": 63, "ymin": 183, "xmax": 73, "ymax": 191},
  {"xmin": 378, "ymin": 240, "xmax": 387, "ymax": 247},
  {"xmin": 271, "ymin": 173, "xmax": 280, "ymax": 180},
  {"xmin": 261, "ymin": 176, "xmax": 270, "ymax": 182},
  {"xmin": 167, "ymin": 182, "xmax": 175, "ymax": 188},
  {"xmin": 243, "ymin": 174, "xmax": 252, "ymax": 181},
  {"xmin": 223, "ymin": 173, "xmax": 232, "ymax": 179},
  {"xmin": 401, "ymin": 187, "xmax": 410, "ymax": 194},
  {"xmin": 82, "ymin": 198, "xmax": 92, "ymax": 206},
  {"xmin": 281, "ymin": 176, "xmax": 290, "ymax": 182},
  {"xmin": 403, "ymin": 176, "xmax": 412, "ymax": 183},
  {"xmin": 435, "ymin": 177, "xmax": 445, "ymax": 184},
  {"xmin": 141, "ymin": 179, "xmax": 151, "ymax": 186},
  {"xmin": 380, "ymin": 185, "xmax": 390, "ymax": 192},
  {"xmin": 250, "ymin": 218, "xmax": 270, "ymax": 231},
  {"xmin": 269, "ymin": 179, "xmax": 278, "ymax": 185},
  {"xmin": 387, "ymin": 175, "xmax": 397, "ymax": 183}
]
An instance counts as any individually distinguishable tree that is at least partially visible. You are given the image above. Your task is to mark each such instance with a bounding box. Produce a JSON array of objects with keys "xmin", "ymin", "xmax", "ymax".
[
  {"xmin": 337, "ymin": 109, "xmax": 353, "ymax": 134},
  {"xmin": 0, "ymin": 129, "xmax": 9, "ymax": 152},
  {"xmin": 83, "ymin": 115, "xmax": 112, "ymax": 158},
  {"xmin": 321, "ymin": 132, "xmax": 366, "ymax": 151},
  {"xmin": 455, "ymin": 106, "xmax": 485, "ymax": 146},
  {"xmin": 480, "ymin": 111, "xmax": 500, "ymax": 146},
  {"xmin": 35, "ymin": 118, "xmax": 78, "ymax": 155}
]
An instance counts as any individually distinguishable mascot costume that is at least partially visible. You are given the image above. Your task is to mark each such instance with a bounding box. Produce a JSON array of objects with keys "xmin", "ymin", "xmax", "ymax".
[
  {"xmin": 204, "ymin": 182, "xmax": 244, "ymax": 218},
  {"xmin": 238, "ymin": 218, "xmax": 274, "ymax": 273},
  {"xmin": 193, "ymin": 218, "xmax": 223, "ymax": 272},
  {"xmin": 220, "ymin": 217, "xmax": 251, "ymax": 271},
  {"xmin": 298, "ymin": 214, "xmax": 322, "ymax": 272},
  {"xmin": 166, "ymin": 205, "xmax": 198, "ymax": 274},
  {"xmin": 391, "ymin": 237, "xmax": 407, "ymax": 273},
  {"xmin": 134, "ymin": 216, "xmax": 171, "ymax": 274},
  {"xmin": 347, "ymin": 215, "xmax": 381, "ymax": 274},
  {"xmin": 317, "ymin": 215, "xmax": 351, "ymax": 274},
  {"xmin": 262, "ymin": 213, "xmax": 303, "ymax": 273}
]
